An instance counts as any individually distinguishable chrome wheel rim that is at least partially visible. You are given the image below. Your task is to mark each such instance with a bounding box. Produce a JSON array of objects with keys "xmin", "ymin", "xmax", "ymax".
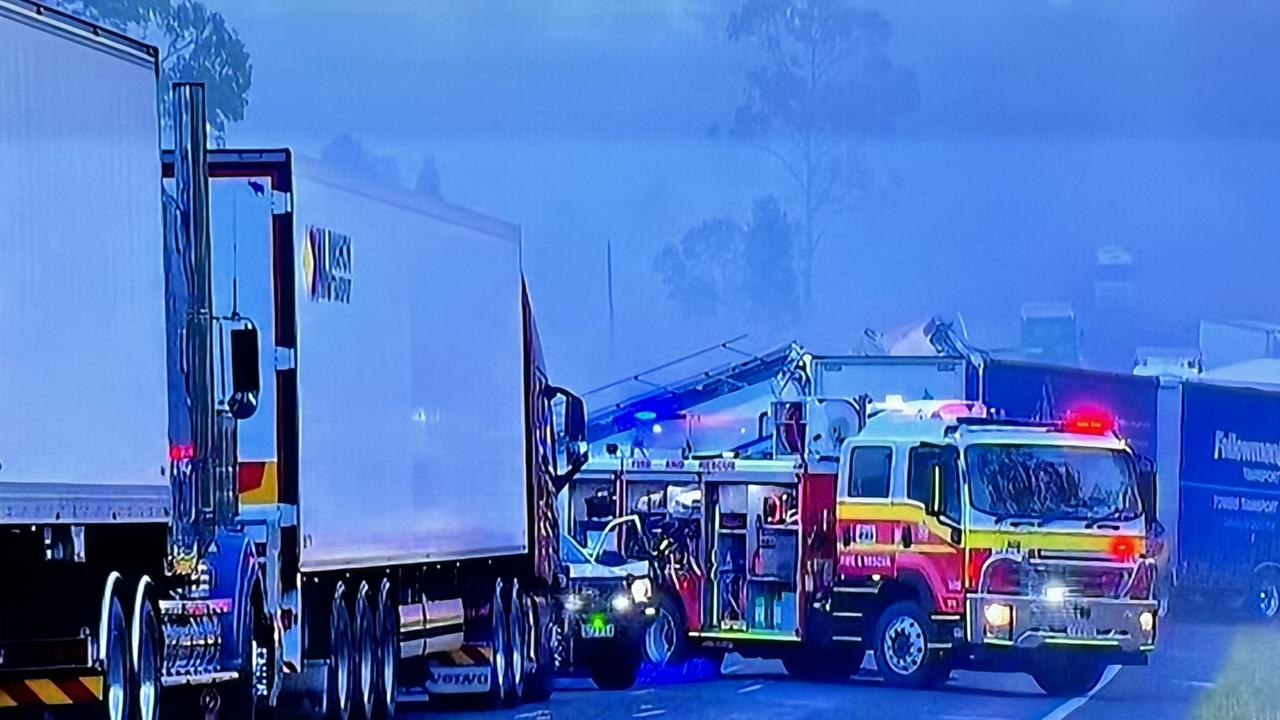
[
  {"xmin": 1260, "ymin": 583, "xmax": 1279, "ymax": 617},
  {"xmin": 382, "ymin": 607, "xmax": 396, "ymax": 711},
  {"xmin": 333, "ymin": 601, "xmax": 351, "ymax": 713},
  {"xmin": 883, "ymin": 615, "xmax": 926, "ymax": 675},
  {"xmin": 511, "ymin": 595, "xmax": 526, "ymax": 691},
  {"xmin": 106, "ymin": 612, "xmax": 127, "ymax": 720},
  {"xmin": 493, "ymin": 588, "xmax": 506, "ymax": 697},
  {"xmin": 646, "ymin": 608, "xmax": 678, "ymax": 665},
  {"xmin": 138, "ymin": 614, "xmax": 159, "ymax": 720}
]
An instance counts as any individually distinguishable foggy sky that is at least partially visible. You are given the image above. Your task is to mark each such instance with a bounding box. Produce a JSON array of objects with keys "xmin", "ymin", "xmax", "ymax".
[{"xmin": 205, "ymin": 0, "xmax": 1280, "ymax": 391}]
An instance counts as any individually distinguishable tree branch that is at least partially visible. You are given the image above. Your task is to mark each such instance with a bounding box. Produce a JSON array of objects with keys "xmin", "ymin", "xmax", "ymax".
[{"xmin": 749, "ymin": 139, "xmax": 804, "ymax": 190}]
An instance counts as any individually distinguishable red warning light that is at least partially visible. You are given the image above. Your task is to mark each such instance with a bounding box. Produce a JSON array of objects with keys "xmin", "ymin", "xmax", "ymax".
[
  {"xmin": 1109, "ymin": 536, "xmax": 1138, "ymax": 562},
  {"xmin": 169, "ymin": 444, "xmax": 196, "ymax": 461},
  {"xmin": 1064, "ymin": 407, "xmax": 1115, "ymax": 436}
]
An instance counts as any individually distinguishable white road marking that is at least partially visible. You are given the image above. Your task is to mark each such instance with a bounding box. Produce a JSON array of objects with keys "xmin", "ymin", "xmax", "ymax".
[
  {"xmin": 630, "ymin": 687, "xmax": 655, "ymax": 695},
  {"xmin": 738, "ymin": 682, "xmax": 764, "ymax": 693},
  {"xmin": 1040, "ymin": 665, "xmax": 1122, "ymax": 720},
  {"xmin": 1177, "ymin": 679, "xmax": 1216, "ymax": 689},
  {"xmin": 514, "ymin": 713, "xmax": 542, "ymax": 719},
  {"xmin": 633, "ymin": 710, "xmax": 667, "ymax": 718}
]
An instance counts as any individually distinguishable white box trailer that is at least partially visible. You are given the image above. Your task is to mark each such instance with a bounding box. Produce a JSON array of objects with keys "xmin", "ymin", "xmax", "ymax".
[
  {"xmin": 190, "ymin": 149, "xmax": 589, "ymax": 712},
  {"xmin": 0, "ymin": 3, "xmax": 179, "ymax": 718},
  {"xmin": 0, "ymin": 0, "xmax": 169, "ymax": 523},
  {"xmin": 289, "ymin": 159, "xmax": 529, "ymax": 571}
]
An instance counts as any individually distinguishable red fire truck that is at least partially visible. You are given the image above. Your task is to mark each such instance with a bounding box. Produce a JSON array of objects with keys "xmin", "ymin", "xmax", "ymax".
[{"xmin": 572, "ymin": 397, "xmax": 1157, "ymax": 696}]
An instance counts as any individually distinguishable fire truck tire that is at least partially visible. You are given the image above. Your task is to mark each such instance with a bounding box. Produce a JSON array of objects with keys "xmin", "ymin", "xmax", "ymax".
[
  {"xmin": 782, "ymin": 646, "xmax": 859, "ymax": 683},
  {"xmin": 1030, "ymin": 657, "xmax": 1107, "ymax": 696},
  {"xmin": 588, "ymin": 638, "xmax": 642, "ymax": 690},
  {"xmin": 643, "ymin": 593, "xmax": 690, "ymax": 668},
  {"xmin": 522, "ymin": 593, "xmax": 556, "ymax": 703},
  {"xmin": 873, "ymin": 601, "xmax": 945, "ymax": 689},
  {"xmin": 327, "ymin": 583, "xmax": 356, "ymax": 720}
]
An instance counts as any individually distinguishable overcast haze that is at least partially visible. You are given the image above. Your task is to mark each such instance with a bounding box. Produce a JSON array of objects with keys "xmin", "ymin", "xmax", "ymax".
[{"xmin": 204, "ymin": 0, "xmax": 1280, "ymax": 390}]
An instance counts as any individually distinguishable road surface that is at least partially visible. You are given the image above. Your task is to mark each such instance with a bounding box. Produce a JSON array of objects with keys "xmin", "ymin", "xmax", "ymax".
[{"xmin": 407, "ymin": 618, "xmax": 1238, "ymax": 720}]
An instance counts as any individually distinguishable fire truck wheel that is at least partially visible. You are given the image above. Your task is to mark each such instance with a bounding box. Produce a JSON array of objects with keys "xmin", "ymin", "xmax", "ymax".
[
  {"xmin": 643, "ymin": 593, "xmax": 689, "ymax": 668},
  {"xmin": 874, "ymin": 601, "xmax": 944, "ymax": 689},
  {"xmin": 522, "ymin": 593, "xmax": 556, "ymax": 703},
  {"xmin": 782, "ymin": 646, "xmax": 859, "ymax": 683},
  {"xmin": 1029, "ymin": 657, "xmax": 1107, "ymax": 696}
]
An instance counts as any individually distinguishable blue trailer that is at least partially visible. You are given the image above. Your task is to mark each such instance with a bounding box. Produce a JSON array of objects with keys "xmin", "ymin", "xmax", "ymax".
[{"xmin": 1172, "ymin": 381, "xmax": 1280, "ymax": 617}]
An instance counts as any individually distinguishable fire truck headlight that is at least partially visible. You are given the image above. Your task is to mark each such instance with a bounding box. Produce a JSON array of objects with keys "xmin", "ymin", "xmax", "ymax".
[
  {"xmin": 984, "ymin": 602, "xmax": 1012, "ymax": 628},
  {"xmin": 610, "ymin": 593, "xmax": 632, "ymax": 613},
  {"xmin": 1044, "ymin": 584, "xmax": 1068, "ymax": 603},
  {"xmin": 630, "ymin": 578, "xmax": 653, "ymax": 604},
  {"xmin": 1139, "ymin": 610, "xmax": 1155, "ymax": 633}
]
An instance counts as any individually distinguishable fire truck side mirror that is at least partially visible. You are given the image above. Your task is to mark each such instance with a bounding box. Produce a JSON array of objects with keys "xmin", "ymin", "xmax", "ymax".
[{"xmin": 547, "ymin": 386, "xmax": 589, "ymax": 482}]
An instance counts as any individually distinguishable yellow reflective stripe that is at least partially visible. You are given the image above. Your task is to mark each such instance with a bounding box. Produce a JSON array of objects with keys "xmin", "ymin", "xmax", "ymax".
[
  {"xmin": 836, "ymin": 500, "xmax": 927, "ymax": 521},
  {"xmin": 80, "ymin": 676, "xmax": 104, "ymax": 700},
  {"xmin": 0, "ymin": 689, "xmax": 14, "ymax": 708},
  {"xmin": 25, "ymin": 679, "xmax": 72, "ymax": 705},
  {"xmin": 969, "ymin": 530, "xmax": 1144, "ymax": 554}
]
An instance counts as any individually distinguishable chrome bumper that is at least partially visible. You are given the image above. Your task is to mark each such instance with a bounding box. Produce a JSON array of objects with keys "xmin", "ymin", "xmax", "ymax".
[{"xmin": 967, "ymin": 594, "xmax": 1157, "ymax": 653}]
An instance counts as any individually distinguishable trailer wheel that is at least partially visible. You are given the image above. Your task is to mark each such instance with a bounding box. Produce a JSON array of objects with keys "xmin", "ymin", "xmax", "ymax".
[
  {"xmin": 130, "ymin": 577, "xmax": 161, "ymax": 720},
  {"xmin": 100, "ymin": 573, "xmax": 130, "ymax": 720},
  {"xmin": 327, "ymin": 583, "xmax": 355, "ymax": 720},
  {"xmin": 1249, "ymin": 570, "xmax": 1280, "ymax": 621},
  {"xmin": 354, "ymin": 583, "xmax": 378, "ymax": 720},
  {"xmin": 873, "ymin": 601, "xmax": 944, "ymax": 689},
  {"xmin": 505, "ymin": 580, "xmax": 530, "ymax": 704},
  {"xmin": 522, "ymin": 593, "xmax": 555, "ymax": 703},
  {"xmin": 373, "ymin": 579, "xmax": 398, "ymax": 720},
  {"xmin": 484, "ymin": 579, "xmax": 512, "ymax": 708}
]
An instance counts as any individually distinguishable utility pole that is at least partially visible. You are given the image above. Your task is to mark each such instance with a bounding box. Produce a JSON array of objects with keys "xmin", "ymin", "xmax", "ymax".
[{"xmin": 607, "ymin": 238, "xmax": 616, "ymax": 362}]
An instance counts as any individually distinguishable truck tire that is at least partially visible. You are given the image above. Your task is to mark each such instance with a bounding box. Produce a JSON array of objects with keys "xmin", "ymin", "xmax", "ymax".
[
  {"xmin": 354, "ymin": 583, "xmax": 378, "ymax": 720},
  {"xmin": 506, "ymin": 580, "xmax": 530, "ymax": 704},
  {"xmin": 100, "ymin": 575, "xmax": 131, "ymax": 720},
  {"xmin": 373, "ymin": 579, "xmax": 398, "ymax": 720},
  {"xmin": 873, "ymin": 601, "xmax": 944, "ymax": 689},
  {"xmin": 1030, "ymin": 657, "xmax": 1107, "ymax": 697},
  {"xmin": 782, "ymin": 645, "xmax": 860, "ymax": 683},
  {"xmin": 589, "ymin": 638, "xmax": 642, "ymax": 690},
  {"xmin": 1249, "ymin": 570, "xmax": 1280, "ymax": 621},
  {"xmin": 521, "ymin": 596, "xmax": 557, "ymax": 704},
  {"xmin": 484, "ymin": 579, "xmax": 513, "ymax": 709},
  {"xmin": 643, "ymin": 593, "xmax": 689, "ymax": 668},
  {"xmin": 327, "ymin": 583, "xmax": 355, "ymax": 720},
  {"xmin": 130, "ymin": 577, "xmax": 161, "ymax": 720}
]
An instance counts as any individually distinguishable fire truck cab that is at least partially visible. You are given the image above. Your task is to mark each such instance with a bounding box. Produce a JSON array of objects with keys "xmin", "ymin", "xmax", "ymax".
[
  {"xmin": 834, "ymin": 399, "xmax": 1157, "ymax": 695},
  {"xmin": 575, "ymin": 397, "xmax": 1157, "ymax": 696}
]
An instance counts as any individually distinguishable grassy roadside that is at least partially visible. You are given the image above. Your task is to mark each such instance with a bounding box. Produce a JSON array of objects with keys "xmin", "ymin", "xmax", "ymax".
[{"xmin": 1195, "ymin": 624, "xmax": 1280, "ymax": 720}]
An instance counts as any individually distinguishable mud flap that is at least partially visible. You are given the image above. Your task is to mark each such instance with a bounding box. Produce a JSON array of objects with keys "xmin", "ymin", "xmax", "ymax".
[{"xmin": 424, "ymin": 646, "xmax": 494, "ymax": 695}]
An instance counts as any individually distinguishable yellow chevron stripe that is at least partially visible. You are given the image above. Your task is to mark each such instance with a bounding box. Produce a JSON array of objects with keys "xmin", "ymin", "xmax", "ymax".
[
  {"xmin": 80, "ymin": 676, "xmax": 104, "ymax": 700},
  {"xmin": 25, "ymin": 679, "xmax": 72, "ymax": 705},
  {"xmin": 0, "ymin": 689, "xmax": 15, "ymax": 708},
  {"xmin": 241, "ymin": 461, "xmax": 279, "ymax": 505},
  {"xmin": 448, "ymin": 650, "xmax": 473, "ymax": 666}
]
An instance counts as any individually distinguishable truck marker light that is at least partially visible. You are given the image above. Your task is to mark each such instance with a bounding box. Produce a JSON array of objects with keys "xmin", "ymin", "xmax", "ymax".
[
  {"xmin": 1109, "ymin": 536, "xmax": 1137, "ymax": 562},
  {"xmin": 1044, "ymin": 584, "xmax": 1068, "ymax": 603},
  {"xmin": 1063, "ymin": 407, "xmax": 1115, "ymax": 435},
  {"xmin": 983, "ymin": 602, "xmax": 1012, "ymax": 628},
  {"xmin": 644, "ymin": 607, "xmax": 657, "ymax": 617}
]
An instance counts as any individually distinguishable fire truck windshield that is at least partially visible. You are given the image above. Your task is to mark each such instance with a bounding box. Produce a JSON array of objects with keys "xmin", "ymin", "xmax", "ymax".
[{"xmin": 964, "ymin": 444, "xmax": 1142, "ymax": 523}]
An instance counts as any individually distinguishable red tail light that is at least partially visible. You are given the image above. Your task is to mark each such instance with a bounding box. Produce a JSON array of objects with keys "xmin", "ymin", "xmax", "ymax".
[
  {"xmin": 169, "ymin": 444, "xmax": 195, "ymax": 461},
  {"xmin": 1127, "ymin": 562, "xmax": 1155, "ymax": 600},
  {"xmin": 984, "ymin": 557, "xmax": 1021, "ymax": 595},
  {"xmin": 1109, "ymin": 536, "xmax": 1138, "ymax": 562}
]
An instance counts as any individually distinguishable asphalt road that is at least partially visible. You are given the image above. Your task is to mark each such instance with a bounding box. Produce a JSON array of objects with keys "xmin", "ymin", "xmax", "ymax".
[{"xmin": 409, "ymin": 618, "xmax": 1240, "ymax": 720}]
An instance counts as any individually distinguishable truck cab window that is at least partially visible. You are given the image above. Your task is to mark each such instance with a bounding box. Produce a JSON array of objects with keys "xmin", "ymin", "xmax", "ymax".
[
  {"xmin": 848, "ymin": 446, "xmax": 892, "ymax": 498},
  {"xmin": 907, "ymin": 447, "xmax": 938, "ymax": 506}
]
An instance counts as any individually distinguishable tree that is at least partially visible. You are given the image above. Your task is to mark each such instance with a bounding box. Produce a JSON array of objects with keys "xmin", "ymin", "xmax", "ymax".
[
  {"xmin": 655, "ymin": 194, "xmax": 799, "ymax": 333},
  {"xmin": 722, "ymin": 0, "xmax": 917, "ymax": 308},
  {"xmin": 50, "ymin": 0, "xmax": 252, "ymax": 143}
]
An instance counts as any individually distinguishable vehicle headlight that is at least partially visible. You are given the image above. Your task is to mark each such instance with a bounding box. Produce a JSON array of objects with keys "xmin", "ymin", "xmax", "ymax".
[
  {"xmin": 610, "ymin": 593, "xmax": 632, "ymax": 613},
  {"xmin": 630, "ymin": 578, "xmax": 653, "ymax": 604},
  {"xmin": 984, "ymin": 602, "xmax": 1012, "ymax": 628},
  {"xmin": 563, "ymin": 592, "xmax": 587, "ymax": 614},
  {"xmin": 1139, "ymin": 610, "xmax": 1154, "ymax": 633}
]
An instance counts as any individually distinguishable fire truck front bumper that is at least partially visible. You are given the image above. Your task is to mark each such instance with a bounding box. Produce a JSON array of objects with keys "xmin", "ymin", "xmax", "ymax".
[{"xmin": 967, "ymin": 594, "xmax": 1158, "ymax": 655}]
